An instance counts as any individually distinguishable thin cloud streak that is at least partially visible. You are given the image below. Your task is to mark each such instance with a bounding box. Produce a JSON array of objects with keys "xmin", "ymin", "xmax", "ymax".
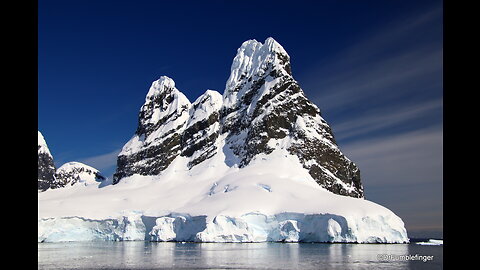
[
  {"xmin": 341, "ymin": 125, "xmax": 443, "ymax": 186},
  {"xmin": 320, "ymin": 4, "xmax": 442, "ymax": 71},
  {"xmin": 341, "ymin": 126, "xmax": 443, "ymax": 232},
  {"xmin": 305, "ymin": 46, "xmax": 442, "ymax": 113},
  {"xmin": 332, "ymin": 97, "xmax": 442, "ymax": 141},
  {"xmin": 297, "ymin": 4, "xmax": 443, "ymax": 116},
  {"xmin": 78, "ymin": 148, "xmax": 121, "ymax": 173}
]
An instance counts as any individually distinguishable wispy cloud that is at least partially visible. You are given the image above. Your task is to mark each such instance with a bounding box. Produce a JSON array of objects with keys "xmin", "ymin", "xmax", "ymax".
[
  {"xmin": 307, "ymin": 48, "xmax": 442, "ymax": 114},
  {"xmin": 342, "ymin": 125, "xmax": 443, "ymax": 185},
  {"xmin": 316, "ymin": 4, "xmax": 442, "ymax": 71},
  {"xmin": 332, "ymin": 97, "xmax": 442, "ymax": 141},
  {"xmin": 341, "ymin": 125, "xmax": 443, "ymax": 232},
  {"xmin": 78, "ymin": 148, "xmax": 121, "ymax": 174},
  {"xmin": 298, "ymin": 3, "xmax": 443, "ymax": 116}
]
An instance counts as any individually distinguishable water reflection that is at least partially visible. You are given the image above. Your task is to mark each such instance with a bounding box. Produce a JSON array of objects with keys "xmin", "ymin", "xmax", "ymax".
[{"xmin": 38, "ymin": 242, "xmax": 440, "ymax": 270}]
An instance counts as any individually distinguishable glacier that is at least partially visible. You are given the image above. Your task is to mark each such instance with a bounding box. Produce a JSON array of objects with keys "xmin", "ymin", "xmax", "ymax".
[{"xmin": 39, "ymin": 212, "xmax": 406, "ymax": 243}]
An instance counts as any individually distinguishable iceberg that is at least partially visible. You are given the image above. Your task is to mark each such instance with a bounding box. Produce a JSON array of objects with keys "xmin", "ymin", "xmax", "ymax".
[{"xmin": 415, "ymin": 239, "xmax": 443, "ymax": 246}]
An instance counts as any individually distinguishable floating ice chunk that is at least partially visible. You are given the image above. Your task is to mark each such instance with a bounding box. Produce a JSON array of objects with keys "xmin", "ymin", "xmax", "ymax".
[{"xmin": 416, "ymin": 239, "xmax": 443, "ymax": 245}]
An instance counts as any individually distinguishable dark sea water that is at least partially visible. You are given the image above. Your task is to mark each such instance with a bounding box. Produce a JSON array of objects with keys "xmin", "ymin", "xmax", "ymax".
[{"xmin": 38, "ymin": 241, "xmax": 442, "ymax": 270}]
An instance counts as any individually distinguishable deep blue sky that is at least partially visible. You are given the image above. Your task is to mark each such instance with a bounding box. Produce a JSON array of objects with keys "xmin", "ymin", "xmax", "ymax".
[{"xmin": 38, "ymin": 0, "xmax": 443, "ymax": 236}]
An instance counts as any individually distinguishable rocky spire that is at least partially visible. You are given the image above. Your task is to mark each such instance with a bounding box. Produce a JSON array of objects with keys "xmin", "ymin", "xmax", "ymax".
[
  {"xmin": 114, "ymin": 76, "xmax": 193, "ymax": 183},
  {"xmin": 218, "ymin": 37, "xmax": 363, "ymax": 197},
  {"xmin": 38, "ymin": 131, "xmax": 57, "ymax": 191},
  {"xmin": 181, "ymin": 90, "xmax": 223, "ymax": 168}
]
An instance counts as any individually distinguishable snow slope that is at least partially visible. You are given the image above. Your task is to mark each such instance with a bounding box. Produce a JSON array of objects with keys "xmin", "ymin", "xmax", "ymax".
[{"xmin": 39, "ymin": 138, "xmax": 408, "ymax": 243}]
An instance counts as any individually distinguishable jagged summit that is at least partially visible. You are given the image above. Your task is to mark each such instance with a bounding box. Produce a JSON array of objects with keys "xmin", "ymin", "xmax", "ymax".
[
  {"xmin": 145, "ymin": 76, "xmax": 177, "ymax": 101},
  {"xmin": 112, "ymin": 37, "xmax": 363, "ymax": 198},
  {"xmin": 188, "ymin": 90, "xmax": 223, "ymax": 128},
  {"xmin": 113, "ymin": 77, "xmax": 223, "ymax": 183},
  {"xmin": 38, "ymin": 131, "xmax": 52, "ymax": 156},
  {"xmin": 136, "ymin": 76, "xmax": 191, "ymax": 140},
  {"xmin": 220, "ymin": 37, "xmax": 362, "ymax": 197},
  {"xmin": 224, "ymin": 37, "xmax": 291, "ymax": 109}
]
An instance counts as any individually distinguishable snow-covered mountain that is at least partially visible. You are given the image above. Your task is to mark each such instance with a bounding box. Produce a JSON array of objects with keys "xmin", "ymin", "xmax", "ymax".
[
  {"xmin": 38, "ymin": 38, "xmax": 408, "ymax": 243},
  {"xmin": 55, "ymin": 162, "xmax": 107, "ymax": 187},
  {"xmin": 112, "ymin": 77, "xmax": 223, "ymax": 182},
  {"xmin": 113, "ymin": 37, "xmax": 362, "ymax": 198},
  {"xmin": 38, "ymin": 131, "xmax": 106, "ymax": 191}
]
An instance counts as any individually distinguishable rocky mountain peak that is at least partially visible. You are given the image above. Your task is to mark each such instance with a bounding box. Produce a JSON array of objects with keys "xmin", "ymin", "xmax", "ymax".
[
  {"xmin": 137, "ymin": 76, "xmax": 191, "ymax": 139},
  {"xmin": 113, "ymin": 80, "xmax": 221, "ymax": 183},
  {"xmin": 188, "ymin": 90, "xmax": 223, "ymax": 127},
  {"xmin": 38, "ymin": 130, "xmax": 56, "ymax": 191},
  {"xmin": 145, "ymin": 76, "xmax": 177, "ymax": 101},
  {"xmin": 38, "ymin": 131, "xmax": 52, "ymax": 156},
  {"xmin": 113, "ymin": 38, "xmax": 363, "ymax": 198},
  {"xmin": 224, "ymin": 37, "xmax": 291, "ymax": 110}
]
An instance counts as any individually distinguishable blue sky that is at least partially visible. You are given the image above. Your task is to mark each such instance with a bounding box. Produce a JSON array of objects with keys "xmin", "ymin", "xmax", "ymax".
[{"xmin": 38, "ymin": 0, "xmax": 443, "ymax": 237}]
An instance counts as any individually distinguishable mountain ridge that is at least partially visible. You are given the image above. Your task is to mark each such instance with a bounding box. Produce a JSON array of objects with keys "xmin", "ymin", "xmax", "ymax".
[{"xmin": 113, "ymin": 37, "xmax": 363, "ymax": 198}]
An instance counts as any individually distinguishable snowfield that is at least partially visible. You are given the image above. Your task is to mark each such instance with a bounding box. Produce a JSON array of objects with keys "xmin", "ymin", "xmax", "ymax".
[{"xmin": 38, "ymin": 143, "xmax": 408, "ymax": 243}]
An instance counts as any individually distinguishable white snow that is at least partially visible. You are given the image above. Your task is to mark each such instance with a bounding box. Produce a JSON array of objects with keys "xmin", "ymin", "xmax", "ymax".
[
  {"xmin": 145, "ymin": 76, "xmax": 176, "ymax": 102},
  {"xmin": 55, "ymin": 161, "xmax": 105, "ymax": 187},
  {"xmin": 187, "ymin": 89, "xmax": 223, "ymax": 128},
  {"xmin": 38, "ymin": 143, "xmax": 408, "ymax": 243},
  {"xmin": 223, "ymin": 37, "xmax": 289, "ymax": 110},
  {"xmin": 38, "ymin": 130, "xmax": 52, "ymax": 156}
]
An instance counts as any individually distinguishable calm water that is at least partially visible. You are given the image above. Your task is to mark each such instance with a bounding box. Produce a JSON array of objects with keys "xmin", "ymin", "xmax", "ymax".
[{"xmin": 38, "ymin": 242, "xmax": 442, "ymax": 270}]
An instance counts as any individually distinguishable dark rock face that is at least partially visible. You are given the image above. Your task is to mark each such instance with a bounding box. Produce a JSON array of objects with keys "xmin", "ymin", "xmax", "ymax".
[
  {"xmin": 221, "ymin": 38, "xmax": 363, "ymax": 198},
  {"xmin": 113, "ymin": 38, "xmax": 363, "ymax": 198},
  {"xmin": 180, "ymin": 91, "xmax": 222, "ymax": 169},
  {"xmin": 113, "ymin": 79, "xmax": 222, "ymax": 184},
  {"xmin": 113, "ymin": 78, "xmax": 190, "ymax": 183},
  {"xmin": 38, "ymin": 150, "xmax": 56, "ymax": 191},
  {"xmin": 38, "ymin": 131, "xmax": 57, "ymax": 191}
]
